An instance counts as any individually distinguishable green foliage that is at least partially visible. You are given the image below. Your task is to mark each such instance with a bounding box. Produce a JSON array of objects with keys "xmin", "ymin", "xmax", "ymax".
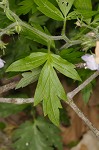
[
  {"xmin": 0, "ymin": 103, "xmax": 28, "ymax": 117},
  {"xmin": 67, "ymin": 0, "xmax": 97, "ymax": 22},
  {"xmin": 7, "ymin": 52, "xmax": 80, "ymax": 125},
  {"xmin": 22, "ymin": 25, "xmax": 55, "ymax": 46},
  {"xmin": 67, "ymin": 9, "xmax": 98, "ymax": 20},
  {"xmin": 6, "ymin": 52, "xmax": 48, "ymax": 72},
  {"xmin": 16, "ymin": 67, "xmax": 41, "ymax": 89},
  {"xmin": 17, "ymin": 0, "xmax": 37, "ymax": 15},
  {"xmin": 7, "ymin": 53, "xmax": 81, "ymax": 81},
  {"xmin": 34, "ymin": 0, "xmax": 64, "ymax": 21},
  {"xmin": 60, "ymin": 48, "xmax": 84, "ymax": 63},
  {"xmin": 74, "ymin": 0, "xmax": 92, "ymax": 10},
  {"xmin": 0, "ymin": 10, "xmax": 11, "ymax": 28},
  {"xmin": 34, "ymin": 61, "xmax": 65, "ymax": 125},
  {"xmin": 29, "ymin": 12, "xmax": 49, "ymax": 25},
  {"xmin": 56, "ymin": 0, "xmax": 75, "ymax": 17},
  {"xmin": 12, "ymin": 117, "xmax": 63, "ymax": 150},
  {"xmin": 34, "ymin": 54, "xmax": 80, "ymax": 125},
  {"xmin": 51, "ymin": 54, "xmax": 81, "ymax": 81}
]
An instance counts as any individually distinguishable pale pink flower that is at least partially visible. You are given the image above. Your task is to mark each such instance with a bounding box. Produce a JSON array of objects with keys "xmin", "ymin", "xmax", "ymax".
[
  {"xmin": 81, "ymin": 54, "xmax": 99, "ymax": 70},
  {"xmin": 0, "ymin": 58, "xmax": 5, "ymax": 68}
]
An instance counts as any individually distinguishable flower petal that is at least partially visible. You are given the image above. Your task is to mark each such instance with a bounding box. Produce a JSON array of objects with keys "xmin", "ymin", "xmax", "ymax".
[
  {"xmin": 81, "ymin": 54, "xmax": 99, "ymax": 70},
  {"xmin": 0, "ymin": 58, "xmax": 5, "ymax": 68}
]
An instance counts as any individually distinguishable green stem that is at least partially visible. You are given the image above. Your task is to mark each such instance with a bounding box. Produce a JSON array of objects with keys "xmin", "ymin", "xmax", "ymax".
[
  {"xmin": 48, "ymin": 40, "xmax": 51, "ymax": 53},
  {"xmin": 0, "ymin": 2, "xmax": 73, "ymax": 47},
  {"xmin": 60, "ymin": 40, "xmax": 81, "ymax": 50},
  {"xmin": 0, "ymin": 22, "xmax": 17, "ymax": 36},
  {"xmin": 62, "ymin": 17, "xmax": 66, "ymax": 35}
]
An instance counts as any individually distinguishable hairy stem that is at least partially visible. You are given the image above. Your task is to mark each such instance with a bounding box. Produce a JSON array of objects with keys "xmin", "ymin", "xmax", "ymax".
[
  {"xmin": 67, "ymin": 71, "xmax": 99, "ymax": 99},
  {"xmin": 0, "ymin": 81, "xmax": 18, "ymax": 95},
  {"xmin": 67, "ymin": 99, "xmax": 99, "ymax": 138},
  {"xmin": 0, "ymin": 3, "xmax": 81, "ymax": 47},
  {"xmin": 0, "ymin": 98, "xmax": 34, "ymax": 104}
]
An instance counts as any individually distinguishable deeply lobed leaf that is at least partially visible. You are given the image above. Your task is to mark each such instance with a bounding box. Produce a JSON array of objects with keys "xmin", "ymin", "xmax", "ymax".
[
  {"xmin": 34, "ymin": 60, "xmax": 66, "ymax": 125},
  {"xmin": 16, "ymin": 67, "xmax": 41, "ymax": 89},
  {"xmin": 12, "ymin": 117, "xmax": 63, "ymax": 150},
  {"xmin": 7, "ymin": 52, "xmax": 81, "ymax": 125}
]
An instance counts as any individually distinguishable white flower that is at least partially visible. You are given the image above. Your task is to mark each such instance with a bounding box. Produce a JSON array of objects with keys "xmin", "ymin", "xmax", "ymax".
[
  {"xmin": 0, "ymin": 58, "xmax": 5, "ymax": 68},
  {"xmin": 81, "ymin": 54, "xmax": 99, "ymax": 70}
]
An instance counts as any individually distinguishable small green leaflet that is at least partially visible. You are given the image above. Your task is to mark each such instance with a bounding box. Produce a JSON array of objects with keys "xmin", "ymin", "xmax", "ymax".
[
  {"xmin": 6, "ymin": 52, "xmax": 48, "ymax": 72},
  {"xmin": 17, "ymin": 0, "xmax": 37, "ymax": 15},
  {"xmin": 12, "ymin": 117, "xmax": 63, "ymax": 150},
  {"xmin": 34, "ymin": 61, "xmax": 66, "ymax": 125},
  {"xmin": 74, "ymin": 0, "xmax": 92, "ymax": 10},
  {"xmin": 16, "ymin": 68, "xmax": 41, "ymax": 89},
  {"xmin": 51, "ymin": 54, "xmax": 81, "ymax": 81},
  {"xmin": 60, "ymin": 48, "xmax": 84, "ymax": 63},
  {"xmin": 67, "ymin": 10, "xmax": 98, "ymax": 20},
  {"xmin": 34, "ymin": 0, "xmax": 64, "ymax": 21},
  {"xmin": 74, "ymin": 0, "xmax": 92, "ymax": 23},
  {"xmin": 56, "ymin": 0, "xmax": 75, "ymax": 17},
  {"xmin": 29, "ymin": 12, "xmax": 49, "ymax": 26}
]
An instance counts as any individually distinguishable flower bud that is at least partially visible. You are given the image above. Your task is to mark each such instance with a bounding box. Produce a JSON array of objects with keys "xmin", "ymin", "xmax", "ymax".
[
  {"xmin": 0, "ymin": 41, "xmax": 7, "ymax": 50},
  {"xmin": 15, "ymin": 24, "xmax": 22, "ymax": 34}
]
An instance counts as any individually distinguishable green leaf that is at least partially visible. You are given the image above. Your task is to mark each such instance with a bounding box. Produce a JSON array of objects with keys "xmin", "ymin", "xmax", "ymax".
[
  {"xmin": 51, "ymin": 54, "xmax": 81, "ymax": 81},
  {"xmin": 0, "ymin": 10, "xmax": 11, "ymax": 28},
  {"xmin": 34, "ymin": 0, "xmax": 64, "ymax": 21},
  {"xmin": 34, "ymin": 60, "xmax": 66, "ymax": 126},
  {"xmin": 74, "ymin": 0, "xmax": 92, "ymax": 23},
  {"xmin": 17, "ymin": 0, "xmax": 37, "ymax": 15},
  {"xmin": 67, "ymin": 10, "xmax": 98, "ymax": 20},
  {"xmin": 36, "ymin": 117, "xmax": 63, "ymax": 149},
  {"xmin": 93, "ymin": 6, "xmax": 99, "ymax": 23},
  {"xmin": 56, "ymin": 0, "xmax": 75, "ymax": 17},
  {"xmin": 74, "ymin": 0, "xmax": 92, "ymax": 10},
  {"xmin": 0, "ymin": 103, "xmax": 27, "ymax": 117},
  {"xmin": 6, "ymin": 52, "xmax": 48, "ymax": 72},
  {"xmin": 22, "ymin": 24, "xmax": 54, "ymax": 47},
  {"xmin": 60, "ymin": 48, "xmax": 84, "ymax": 63},
  {"xmin": 16, "ymin": 67, "xmax": 41, "ymax": 89},
  {"xmin": 82, "ymin": 83, "xmax": 92, "ymax": 104},
  {"xmin": 29, "ymin": 12, "xmax": 49, "ymax": 26},
  {"xmin": 12, "ymin": 117, "xmax": 63, "ymax": 150}
]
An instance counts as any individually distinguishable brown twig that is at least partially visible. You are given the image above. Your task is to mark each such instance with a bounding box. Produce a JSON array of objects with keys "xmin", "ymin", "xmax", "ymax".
[
  {"xmin": 67, "ymin": 71, "xmax": 99, "ymax": 99},
  {"xmin": 0, "ymin": 98, "xmax": 34, "ymax": 104},
  {"xmin": 67, "ymin": 99, "xmax": 99, "ymax": 138},
  {"xmin": 0, "ymin": 81, "xmax": 18, "ymax": 95}
]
